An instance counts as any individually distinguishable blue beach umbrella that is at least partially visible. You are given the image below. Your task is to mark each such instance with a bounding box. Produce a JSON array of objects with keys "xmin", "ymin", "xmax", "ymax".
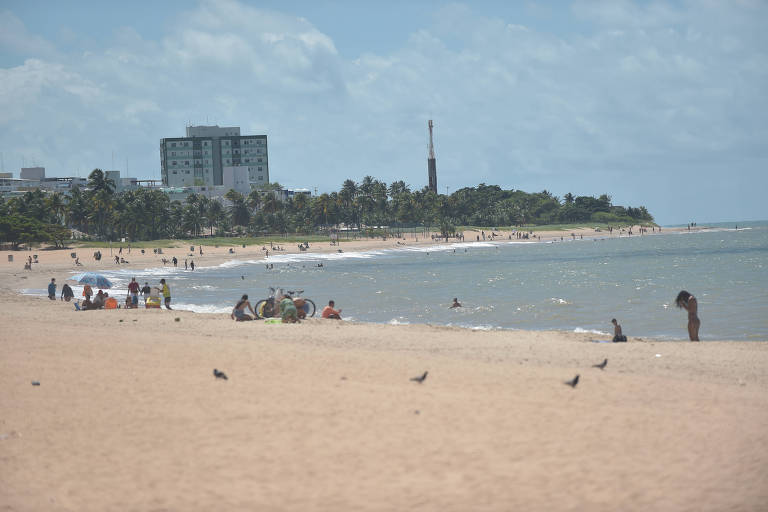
[{"xmin": 69, "ymin": 272, "xmax": 113, "ymax": 289}]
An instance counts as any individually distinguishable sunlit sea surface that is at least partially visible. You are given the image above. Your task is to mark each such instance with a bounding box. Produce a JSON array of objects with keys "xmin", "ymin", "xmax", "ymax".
[{"xmin": 32, "ymin": 221, "xmax": 768, "ymax": 341}]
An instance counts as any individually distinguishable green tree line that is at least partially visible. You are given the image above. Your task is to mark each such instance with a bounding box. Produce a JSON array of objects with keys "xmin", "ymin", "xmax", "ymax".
[{"xmin": 0, "ymin": 169, "xmax": 654, "ymax": 245}]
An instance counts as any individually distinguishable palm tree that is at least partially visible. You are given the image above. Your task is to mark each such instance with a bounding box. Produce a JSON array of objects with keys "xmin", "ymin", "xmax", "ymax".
[
  {"xmin": 206, "ymin": 199, "xmax": 224, "ymax": 236},
  {"xmin": 225, "ymin": 190, "xmax": 250, "ymax": 228},
  {"xmin": 87, "ymin": 169, "xmax": 116, "ymax": 195}
]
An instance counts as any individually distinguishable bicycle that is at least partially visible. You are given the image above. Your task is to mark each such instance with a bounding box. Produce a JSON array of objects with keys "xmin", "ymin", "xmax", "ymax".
[{"xmin": 255, "ymin": 287, "xmax": 316, "ymax": 319}]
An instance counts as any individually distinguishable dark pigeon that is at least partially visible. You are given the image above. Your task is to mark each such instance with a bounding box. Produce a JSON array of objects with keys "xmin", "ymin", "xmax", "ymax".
[
  {"xmin": 564, "ymin": 374, "xmax": 580, "ymax": 388},
  {"xmin": 410, "ymin": 371, "xmax": 428, "ymax": 384},
  {"xmin": 592, "ymin": 359, "xmax": 608, "ymax": 370},
  {"xmin": 213, "ymin": 369, "xmax": 228, "ymax": 380}
]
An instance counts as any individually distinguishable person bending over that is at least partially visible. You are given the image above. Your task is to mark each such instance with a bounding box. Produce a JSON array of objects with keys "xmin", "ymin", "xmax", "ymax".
[
  {"xmin": 611, "ymin": 318, "xmax": 627, "ymax": 342},
  {"xmin": 675, "ymin": 290, "xmax": 700, "ymax": 341},
  {"xmin": 231, "ymin": 294, "xmax": 256, "ymax": 321},
  {"xmin": 280, "ymin": 296, "xmax": 299, "ymax": 323},
  {"xmin": 321, "ymin": 300, "xmax": 342, "ymax": 320}
]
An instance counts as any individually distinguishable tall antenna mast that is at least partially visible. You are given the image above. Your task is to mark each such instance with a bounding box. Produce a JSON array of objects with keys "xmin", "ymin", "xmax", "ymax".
[
  {"xmin": 427, "ymin": 120, "xmax": 437, "ymax": 193},
  {"xmin": 428, "ymin": 120, "xmax": 435, "ymax": 159}
]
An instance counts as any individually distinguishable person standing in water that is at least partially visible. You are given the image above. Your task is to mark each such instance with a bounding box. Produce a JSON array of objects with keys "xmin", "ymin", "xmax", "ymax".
[{"xmin": 675, "ymin": 290, "xmax": 700, "ymax": 341}]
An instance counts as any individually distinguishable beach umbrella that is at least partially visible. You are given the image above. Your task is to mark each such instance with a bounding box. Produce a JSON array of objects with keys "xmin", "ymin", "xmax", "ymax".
[{"xmin": 69, "ymin": 272, "xmax": 113, "ymax": 289}]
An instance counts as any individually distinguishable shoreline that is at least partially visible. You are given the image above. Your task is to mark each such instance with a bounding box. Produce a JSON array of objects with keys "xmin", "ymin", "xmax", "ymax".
[{"xmin": 0, "ymin": 224, "xmax": 744, "ymax": 343}]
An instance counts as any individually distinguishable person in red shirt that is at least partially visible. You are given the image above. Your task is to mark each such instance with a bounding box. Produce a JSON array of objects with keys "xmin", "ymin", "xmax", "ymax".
[
  {"xmin": 321, "ymin": 300, "xmax": 342, "ymax": 320},
  {"xmin": 127, "ymin": 277, "xmax": 140, "ymax": 308}
]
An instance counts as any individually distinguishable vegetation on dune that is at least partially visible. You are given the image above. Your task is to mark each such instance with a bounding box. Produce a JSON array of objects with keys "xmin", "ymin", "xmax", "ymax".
[{"xmin": 0, "ymin": 169, "xmax": 654, "ymax": 247}]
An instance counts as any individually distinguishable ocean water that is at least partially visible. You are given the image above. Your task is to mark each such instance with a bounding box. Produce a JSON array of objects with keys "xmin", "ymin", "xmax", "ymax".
[{"xmin": 33, "ymin": 222, "xmax": 768, "ymax": 341}]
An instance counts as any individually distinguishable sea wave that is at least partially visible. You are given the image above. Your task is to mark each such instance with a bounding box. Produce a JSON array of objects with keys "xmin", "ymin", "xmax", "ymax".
[
  {"xmin": 574, "ymin": 327, "xmax": 610, "ymax": 336},
  {"xmin": 172, "ymin": 303, "xmax": 231, "ymax": 314}
]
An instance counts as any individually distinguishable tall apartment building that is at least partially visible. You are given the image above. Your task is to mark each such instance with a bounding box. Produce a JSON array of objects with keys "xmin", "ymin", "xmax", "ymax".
[{"xmin": 160, "ymin": 125, "xmax": 269, "ymax": 188}]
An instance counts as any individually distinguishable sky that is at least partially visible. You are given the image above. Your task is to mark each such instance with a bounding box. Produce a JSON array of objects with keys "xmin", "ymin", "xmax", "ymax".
[{"xmin": 1, "ymin": 0, "xmax": 766, "ymax": 225}]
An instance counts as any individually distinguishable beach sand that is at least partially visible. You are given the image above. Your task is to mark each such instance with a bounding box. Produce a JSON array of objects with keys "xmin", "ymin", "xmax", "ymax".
[{"xmin": 2, "ymin": 228, "xmax": 767, "ymax": 511}]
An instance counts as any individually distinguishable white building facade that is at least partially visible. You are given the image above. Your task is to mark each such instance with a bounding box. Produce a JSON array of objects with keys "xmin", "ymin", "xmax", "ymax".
[{"xmin": 160, "ymin": 125, "xmax": 269, "ymax": 189}]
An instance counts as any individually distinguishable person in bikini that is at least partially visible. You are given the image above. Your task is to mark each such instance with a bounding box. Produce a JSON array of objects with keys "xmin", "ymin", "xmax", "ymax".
[{"xmin": 675, "ymin": 290, "xmax": 700, "ymax": 341}]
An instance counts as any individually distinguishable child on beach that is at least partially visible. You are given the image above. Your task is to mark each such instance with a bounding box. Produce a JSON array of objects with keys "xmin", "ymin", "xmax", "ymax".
[{"xmin": 611, "ymin": 318, "xmax": 627, "ymax": 342}]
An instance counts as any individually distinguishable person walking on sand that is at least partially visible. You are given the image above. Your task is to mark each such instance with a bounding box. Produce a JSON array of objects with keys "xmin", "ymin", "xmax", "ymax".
[
  {"xmin": 675, "ymin": 290, "xmax": 700, "ymax": 341},
  {"xmin": 128, "ymin": 277, "xmax": 140, "ymax": 308},
  {"xmin": 190, "ymin": 260, "xmax": 195, "ymax": 271},
  {"xmin": 611, "ymin": 318, "xmax": 627, "ymax": 342},
  {"xmin": 160, "ymin": 279, "xmax": 172, "ymax": 310},
  {"xmin": 47, "ymin": 278, "xmax": 56, "ymax": 300},
  {"xmin": 231, "ymin": 294, "xmax": 256, "ymax": 321}
]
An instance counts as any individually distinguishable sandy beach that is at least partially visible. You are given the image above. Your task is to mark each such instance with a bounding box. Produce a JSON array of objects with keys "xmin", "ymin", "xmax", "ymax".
[{"xmin": 2, "ymin": 227, "xmax": 767, "ymax": 511}]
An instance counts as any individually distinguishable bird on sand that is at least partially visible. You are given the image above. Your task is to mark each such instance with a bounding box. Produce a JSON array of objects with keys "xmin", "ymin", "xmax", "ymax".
[
  {"xmin": 592, "ymin": 358, "xmax": 608, "ymax": 370},
  {"xmin": 564, "ymin": 374, "xmax": 580, "ymax": 388},
  {"xmin": 213, "ymin": 369, "xmax": 228, "ymax": 380},
  {"xmin": 410, "ymin": 371, "xmax": 428, "ymax": 383}
]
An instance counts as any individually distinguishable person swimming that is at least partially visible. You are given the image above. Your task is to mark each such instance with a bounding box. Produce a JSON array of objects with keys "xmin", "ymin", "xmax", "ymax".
[
  {"xmin": 450, "ymin": 298, "xmax": 462, "ymax": 308},
  {"xmin": 675, "ymin": 290, "xmax": 700, "ymax": 341}
]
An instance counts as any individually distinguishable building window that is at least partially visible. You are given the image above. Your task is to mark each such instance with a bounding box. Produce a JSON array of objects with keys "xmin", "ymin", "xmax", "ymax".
[
  {"xmin": 185, "ymin": 161, "xmax": 189, "ymax": 165},
  {"xmin": 257, "ymin": 158, "xmax": 263, "ymax": 163},
  {"xmin": 258, "ymin": 176, "xmax": 263, "ymax": 180},
  {"xmin": 258, "ymin": 166, "xmax": 263, "ymax": 171},
  {"xmin": 171, "ymin": 152, "xmax": 176, "ymax": 156}
]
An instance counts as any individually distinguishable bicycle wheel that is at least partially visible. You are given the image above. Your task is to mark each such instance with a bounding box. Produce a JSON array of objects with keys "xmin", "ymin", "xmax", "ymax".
[
  {"xmin": 254, "ymin": 299, "xmax": 270, "ymax": 319},
  {"xmin": 303, "ymin": 299, "xmax": 316, "ymax": 317}
]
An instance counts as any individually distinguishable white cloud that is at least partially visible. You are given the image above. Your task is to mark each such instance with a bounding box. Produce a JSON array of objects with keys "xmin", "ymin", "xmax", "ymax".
[{"xmin": 0, "ymin": 1, "xmax": 766, "ymax": 223}]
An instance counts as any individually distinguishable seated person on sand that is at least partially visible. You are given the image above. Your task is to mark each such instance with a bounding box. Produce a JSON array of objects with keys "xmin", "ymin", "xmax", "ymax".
[
  {"xmin": 60, "ymin": 283, "xmax": 74, "ymax": 302},
  {"xmin": 611, "ymin": 318, "xmax": 627, "ymax": 342},
  {"xmin": 81, "ymin": 296, "xmax": 93, "ymax": 310},
  {"xmin": 321, "ymin": 300, "xmax": 342, "ymax": 320},
  {"xmin": 92, "ymin": 290, "xmax": 106, "ymax": 309},
  {"xmin": 279, "ymin": 296, "xmax": 299, "ymax": 323},
  {"xmin": 231, "ymin": 294, "xmax": 256, "ymax": 321},
  {"xmin": 450, "ymin": 297, "xmax": 462, "ymax": 308}
]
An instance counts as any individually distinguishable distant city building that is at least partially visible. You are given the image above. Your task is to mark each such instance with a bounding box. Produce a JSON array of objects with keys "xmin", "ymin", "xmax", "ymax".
[
  {"xmin": 20, "ymin": 167, "xmax": 45, "ymax": 180},
  {"xmin": 274, "ymin": 188, "xmax": 311, "ymax": 202},
  {"xmin": 160, "ymin": 125, "xmax": 269, "ymax": 189}
]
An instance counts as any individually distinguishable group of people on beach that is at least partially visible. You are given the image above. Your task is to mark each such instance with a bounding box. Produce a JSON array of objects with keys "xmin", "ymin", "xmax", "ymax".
[{"xmin": 231, "ymin": 294, "xmax": 342, "ymax": 323}]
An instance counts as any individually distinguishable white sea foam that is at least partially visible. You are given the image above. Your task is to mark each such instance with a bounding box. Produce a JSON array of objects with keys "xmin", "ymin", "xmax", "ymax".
[
  {"xmin": 172, "ymin": 303, "xmax": 231, "ymax": 314},
  {"xmin": 574, "ymin": 327, "xmax": 610, "ymax": 336}
]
